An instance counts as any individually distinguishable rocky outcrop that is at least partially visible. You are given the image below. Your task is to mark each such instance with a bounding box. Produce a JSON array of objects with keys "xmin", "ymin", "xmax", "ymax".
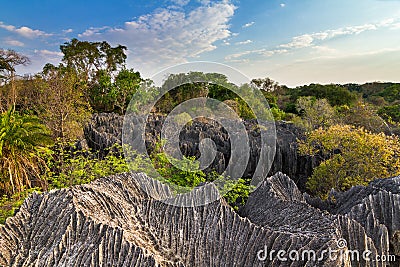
[
  {"xmin": 243, "ymin": 172, "xmax": 399, "ymax": 266},
  {"xmin": 2, "ymin": 172, "xmax": 398, "ymax": 266},
  {"xmin": 305, "ymin": 175, "xmax": 400, "ymax": 262},
  {"xmin": 82, "ymin": 113, "xmax": 318, "ymax": 190}
]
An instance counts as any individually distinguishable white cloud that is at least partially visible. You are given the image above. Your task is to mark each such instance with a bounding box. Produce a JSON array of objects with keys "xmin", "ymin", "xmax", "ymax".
[
  {"xmin": 78, "ymin": 1, "xmax": 236, "ymax": 76},
  {"xmin": 280, "ymin": 34, "xmax": 314, "ymax": 49},
  {"xmin": 225, "ymin": 18, "xmax": 399, "ymax": 62},
  {"xmin": 235, "ymin": 39, "xmax": 252, "ymax": 45},
  {"xmin": 63, "ymin": 29, "xmax": 73, "ymax": 34},
  {"xmin": 3, "ymin": 39, "xmax": 24, "ymax": 47},
  {"xmin": 242, "ymin": 21, "xmax": 254, "ymax": 28},
  {"xmin": 34, "ymin": 49, "xmax": 63, "ymax": 57},
  {"xmin": 280, "ymin": 23, "xmax": 378, "ymax": 49},
  {"xmin": 222, "ymin": 39, "xmax": 230, "ymax": 45},
  {"xmin": 280, "ymin": 3, "xmax": 286, "ymax": 7},
  {"xmin": 391, "ymin": 22, "xmax": 400, "ymax": 29},
  {"xmin": 0, "ymin": 22, "xmax": 52, "ymax": 38},
  {"xmin": 0, "ymin": 22, "xmax": 15, "ymax": 31},
  {"xmin": 170, "ymin": 0, "xmax": 190, "ymax": 6},
  {"xmin": 312, "ymin": 45, "xmax": 337, "ymax": 54},
  {"xmin": 225, "ymin": 48, "xmax": 286, "ymax": 61},
  {"xmin": 78, "ymin": 26, "xmax": 111, "ymax": 37}
]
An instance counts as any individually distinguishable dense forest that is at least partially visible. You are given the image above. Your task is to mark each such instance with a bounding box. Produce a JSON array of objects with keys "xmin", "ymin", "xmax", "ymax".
[{"xmin": 1, "ymin": 38, "xmax": 399, "ymax": 223}]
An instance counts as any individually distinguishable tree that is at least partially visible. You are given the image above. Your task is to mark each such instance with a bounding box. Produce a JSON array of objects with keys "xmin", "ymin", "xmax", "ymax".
[
  {"xmin": 251, "ymin": 77, "xmax": 281, "ymax": 93},
  {"xmin": 299, "ymin": 124, "xmax": 400, "ymax": 198},
  {"xmin": 291, "ymin": 84, "xmax": 358, "ymax": 107},
  {"xmin": 0, "ymin": 49, "xmax": 30, "ymax": 109},
  {"xmin": 338, "ymin": 101, "xmax": 390, "ymax": 133},
  {"xmin": 60, "ymin": 38, "xmax": 127, "ymax": 83},
  {"xmin": 295, "ymin": 96, "xmax": 336, "ymax": 130},
  {"xmin": 0, "ymin": 108, "xmax": 52, "ymax": 195},
  {"xmin": 35, "ymin": 64, "xmax": 91, "ymax": 141},
  {"xmin": 378, "ymin": 104, "xmax": 400, "ymax": 124},
  {"xmin": 378, "ymin": 84, "xmax": 400, "ymax": 103},
  {"xmin": 90, "ymin": 69, "xmax": 141, "ymax": 114}
]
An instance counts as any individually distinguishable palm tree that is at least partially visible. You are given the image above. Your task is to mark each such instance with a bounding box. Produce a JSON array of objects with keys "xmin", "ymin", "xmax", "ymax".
[{"xmin": 0, "ymin": 108, "xmax": 52, "ymax": 195}]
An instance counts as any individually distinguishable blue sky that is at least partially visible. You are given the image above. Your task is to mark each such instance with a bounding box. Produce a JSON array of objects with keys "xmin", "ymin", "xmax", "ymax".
[{"xmin": 1, "ymin": 0, "xmax": 400, "ymax": 86}]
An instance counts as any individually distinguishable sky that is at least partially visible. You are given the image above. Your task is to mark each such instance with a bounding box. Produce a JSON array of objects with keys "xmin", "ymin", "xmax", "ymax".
[{"xmin": 1, "ymin": 0, "xmax": 400, "ymax": 87}]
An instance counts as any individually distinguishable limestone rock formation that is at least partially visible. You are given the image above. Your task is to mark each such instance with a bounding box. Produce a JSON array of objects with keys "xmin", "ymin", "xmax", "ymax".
[
  {"xmin": 305, "ymin": 175, "xmax": 400, "ymax": 263},
  {"xmin": 83, "ymin": 113, "xmax": 318, "ymax": 190},
  {"xmin": 243, "ymin": 172, "xmax": 399, "ymax": 266},
  {"xmin": 2, "ymin": 172, "xmax": 398, "ymax": 266}
]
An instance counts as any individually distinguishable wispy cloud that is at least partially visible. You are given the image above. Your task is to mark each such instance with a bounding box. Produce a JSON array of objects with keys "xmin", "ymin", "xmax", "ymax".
[
  {"xmin": 235, "ymin": 39, "xmax": 252, "ymax": 45},
  {"xmin": 0, "ymin": 22, "xmax": 52, "ymax": 38},
  {"xmin": 170, "ymin": 0, "xmax": 190, "ymax": 6},
  {"xmin": 280, "ymin": 3, "xmax": 286, "ymax": 7},
  {"xmin": 34, "ymin": 49, "xmax": 63, "ymax": 57},
  {"xmin": 3, "ymin": 39, "xmax": 24, "ymax": 47},
  {"xmin": 78, "ymin": 0, "xmax": 236, "ymax": 75},
  {"xmin": 242, "ymin": 22, "xmax": 254, "ymax": 28},
  {"xmin": 225, "ymin": 48, "xmax": 287, "ymax": 61},
  {"xmin": 226, "ymin": 18, "xmax": 400, "ymax": 61},
  {"xmin": 279, "ymin": 23, "xmax": 378, "ymax": 49},
  {"xmin": 62, "ymin": 29, "xmax": 73, "ymax": 34}
]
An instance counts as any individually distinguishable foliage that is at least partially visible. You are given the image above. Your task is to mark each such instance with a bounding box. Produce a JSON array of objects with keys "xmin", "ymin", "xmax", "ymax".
[
  {"xmin": 0, "ymin": 109, "xmax": 52, "ymax": 195},
  {"xmin": 223, "ymin": 178, "xmax": 253, "ymax": 211},
  {"xmin": 35, "ymin": 65, "xmax": 92, "ymax": 141},
  {"xmin": 0, "ymin": 49, "xmax": 30, "ymax": 111},
  {"xmin": 149, "ymin": 140, "xmax": 206, "ymax": 190},
  {"xmin": 44, "ymin": 143, "xmax": 129, "ymax": 188},
  {"xmin": 378, "ymin": 84, "xmax": 400, "ymax": 103},
  {"xmin": 294, "ymin": 96, "xmax": 336, "ymax": 130},
  {"xmin": 90, "ymin": 69, "xmax": 141, "ymax": 114},
  {"xmin": 378, "ymin": 104, "xmax": 400, "ymax": 123},
  {"xmin": 60, "ymin": 38, "xmax": 127, "ymax": 83},
  {"xmin": 251, "ymin": 77, "xmax": 281, "ymax": 92},
  {"xmin": 0, "ymin": 187, "xmax": 41, "ymax": 224},
  {"xmin": 0, "ymin": 49, "xmax": 30, "ymax": 83},
  {"xmin": 299, "ymin": 124, "xmax": 400, "ymax": 198},
  {"xmin": 338, "ymin": 101, "xmax": 390, "ymax": 133},
  {"xmin": 172, "ymin": 112, "xmax": 193, "ymax": 125},
  {"xmin": 290, "ymin": 83, "xmax": 358, "ymax": 107},
  {"xmin": 270, "ymin": 107, "xmax": 286, "ymax": 121}
]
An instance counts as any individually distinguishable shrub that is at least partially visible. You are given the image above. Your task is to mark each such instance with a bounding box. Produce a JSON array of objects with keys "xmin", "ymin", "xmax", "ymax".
[{"xmin": 299, "ymin": 124, "xmax": 400, "ymax": 198}]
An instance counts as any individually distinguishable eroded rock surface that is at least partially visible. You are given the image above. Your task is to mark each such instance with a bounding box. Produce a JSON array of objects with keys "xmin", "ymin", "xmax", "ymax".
[
  {"xmin": 82, "ymin": 113, "xmax": 318, "ymax": 190},
  {"xmin": 2, "ymin": 172, "xmax": 398, "ymax": 266},
  {"xmin": 305, "ymin": 175, "xmax": 400, "ymax": 263}
]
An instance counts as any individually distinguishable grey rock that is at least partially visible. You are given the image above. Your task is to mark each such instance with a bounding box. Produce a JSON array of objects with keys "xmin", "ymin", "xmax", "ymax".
[
  {"xmin": 305, "ymin": 175, "xmax": 400, "ymax": 261},
  {"xmin": 83, "ymin": 113, "xmax": 319, "ymax": 190},
  {"xmin": 1, "ymin": 172, "xmax": 354, "ymax": 267}
]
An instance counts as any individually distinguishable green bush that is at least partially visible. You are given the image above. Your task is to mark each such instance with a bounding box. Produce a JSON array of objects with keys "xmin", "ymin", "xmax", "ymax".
[{"xmin": 0, "ymin": 187, "xmax": 41, "ymax": 224}]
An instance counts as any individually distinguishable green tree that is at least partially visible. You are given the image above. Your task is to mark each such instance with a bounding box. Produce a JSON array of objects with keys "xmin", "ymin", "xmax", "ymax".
[
  {"xmin": 112, "ymin": 69, "xmax": 142, "ymax": 114},
  {"xmin": 378, "ymin": 84, "xmax": 400, "ymax": 103},
  {"xmin": 291, "ymin": 84, "xmax": 358, "ymax": 107},
  {"xmin": 295, "ymin": 96, "xmax": 336, "ymax": 130},
  {"xmin": 299, "ymin": 124, "xmax": 400, "ymax": 198},
  {"xmin": 378, "ymin": 104, "xmax": 400, "ymax": 123},
  {"xmin": 60, "ymin": 38, "xmax": 127, "ymax": 83},
  {"xmin": 251, "ymin": 77, "xmax": 281, "ymax": 93},
  {"xmin": 338, "ymin": 101, "xmax": 390, "ymax": 133},
  {"xmin": 35, "ymin": 65, "xmax": 92, "ymax": 141},
  {"xmin": 0, "ymin": 108, "xmax": 52, "ymax": 195}
]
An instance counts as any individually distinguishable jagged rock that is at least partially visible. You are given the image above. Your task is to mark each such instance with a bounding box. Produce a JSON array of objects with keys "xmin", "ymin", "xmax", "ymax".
[
  {"xmin": 0, "ymin": 172, "xmax": 364, "ymax": 266},
  {"xmin": 83, "ymin": 113, "xmax": 319, "ymax": 190},
  {"xmin": 305, "ymin": 175, "xmax": 400, "ymax": 261},
  {"xmin": 243, "ymin": 172, "xmax": 393, "ymax": 267}
]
